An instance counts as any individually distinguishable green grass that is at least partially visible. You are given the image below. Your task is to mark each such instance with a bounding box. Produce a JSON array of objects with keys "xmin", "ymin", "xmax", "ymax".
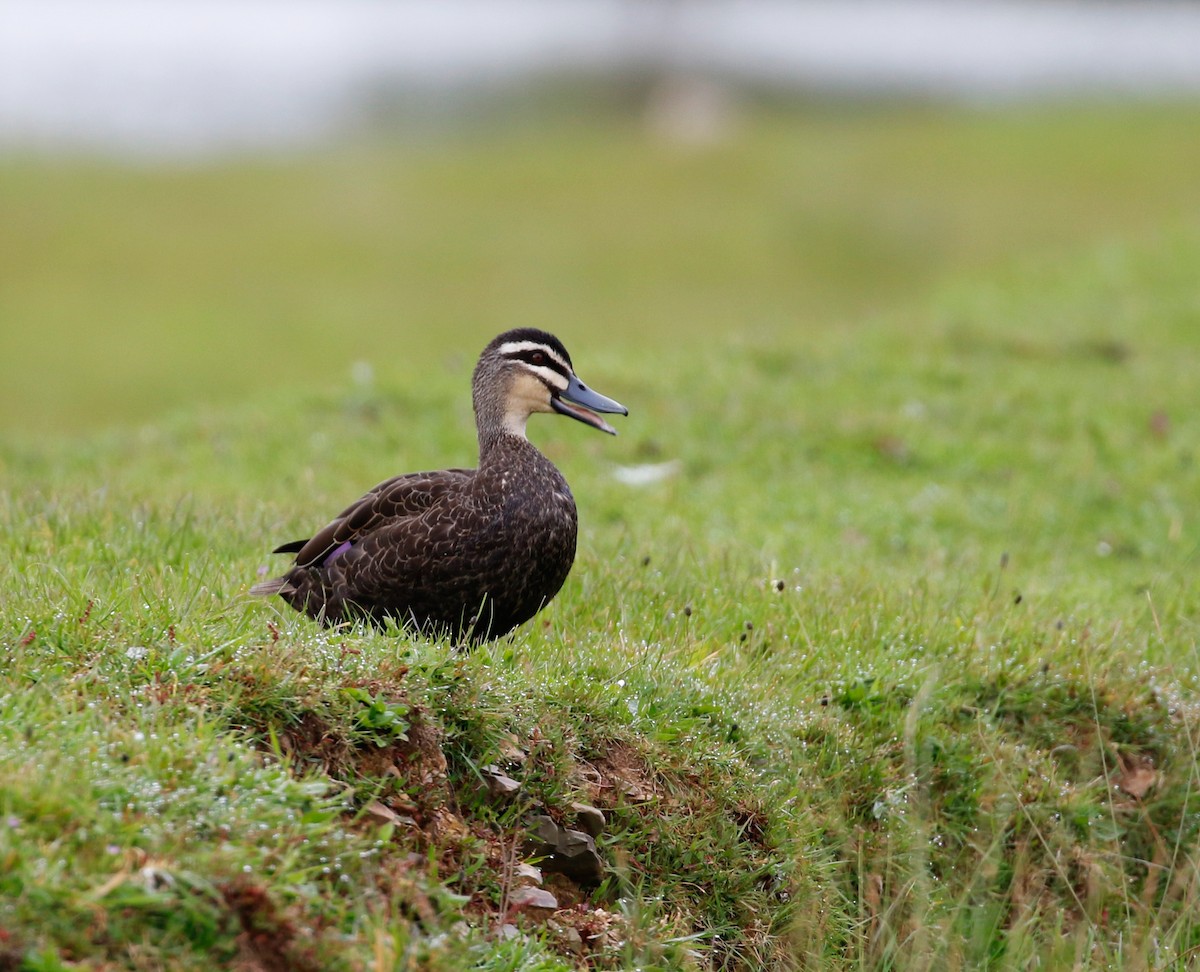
[{"xmin": 2, "ymin": 101, "xmax": 1200, "ymax": 970}]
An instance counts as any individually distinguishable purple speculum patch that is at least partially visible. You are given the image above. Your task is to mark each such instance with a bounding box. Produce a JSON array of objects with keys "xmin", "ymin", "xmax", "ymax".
[{"xmin": 326, "ymin": 540, "xmax": 353, "ymax": 564}]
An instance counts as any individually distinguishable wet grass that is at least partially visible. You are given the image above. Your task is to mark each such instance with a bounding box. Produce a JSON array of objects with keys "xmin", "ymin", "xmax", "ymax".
[{"xmin": 2, "ymin": 101, "xmax": 1200, "ymax": 969}]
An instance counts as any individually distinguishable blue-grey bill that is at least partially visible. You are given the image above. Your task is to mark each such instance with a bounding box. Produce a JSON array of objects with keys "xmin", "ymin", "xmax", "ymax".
[{"xmin": 552, "ymin": 373, "xmax": 628, "ymax": 435}]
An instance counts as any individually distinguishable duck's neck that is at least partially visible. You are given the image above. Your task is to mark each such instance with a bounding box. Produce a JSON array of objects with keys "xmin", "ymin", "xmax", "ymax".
[
  {"xmin": 473, "ymin": 378, "xmax": 532, "ymax": 456},
  {"xmin": 478, "ymin": 424, "xmax": 537, "ymax": 468}
]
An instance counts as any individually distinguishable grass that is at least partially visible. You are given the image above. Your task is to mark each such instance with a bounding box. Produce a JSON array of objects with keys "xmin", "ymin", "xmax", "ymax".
[{"xmin": 2, "ymin": 99, "xmax": 1200, "ymax": 969}]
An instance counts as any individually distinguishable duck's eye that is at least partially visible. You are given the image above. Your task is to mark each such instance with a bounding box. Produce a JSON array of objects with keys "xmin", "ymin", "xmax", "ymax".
[{"xmin": 531, "ymin": 351, "xmax": 546, "ymax": 365}]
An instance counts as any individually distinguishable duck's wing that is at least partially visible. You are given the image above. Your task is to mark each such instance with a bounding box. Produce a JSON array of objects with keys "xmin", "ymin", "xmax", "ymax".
[{"xmin": 276, "ymin": 469, "xmax": 474, "ymax": 568}]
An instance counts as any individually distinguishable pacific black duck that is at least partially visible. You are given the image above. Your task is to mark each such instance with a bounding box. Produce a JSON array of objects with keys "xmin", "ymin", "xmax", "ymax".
[{"xmin": 251, "ymin": 328, "xmax": 627, "ymax": 644}]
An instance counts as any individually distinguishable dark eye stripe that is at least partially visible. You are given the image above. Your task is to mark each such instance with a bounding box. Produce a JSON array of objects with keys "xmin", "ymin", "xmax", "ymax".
[{"xmin": 506, "ymin": 347, "xmax": 570, "ymax": 378}]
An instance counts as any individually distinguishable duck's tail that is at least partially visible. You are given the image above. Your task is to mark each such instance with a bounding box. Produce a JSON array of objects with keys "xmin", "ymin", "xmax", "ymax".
[{"xmin": 249, "ymin": 577, "xmax": 289, "ymax": 597}]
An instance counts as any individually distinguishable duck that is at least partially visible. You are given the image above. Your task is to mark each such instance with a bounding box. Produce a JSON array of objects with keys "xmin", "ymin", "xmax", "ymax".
[{"xmin": 251, "ymin": 328, "xmax": 627, "ymax": 644}]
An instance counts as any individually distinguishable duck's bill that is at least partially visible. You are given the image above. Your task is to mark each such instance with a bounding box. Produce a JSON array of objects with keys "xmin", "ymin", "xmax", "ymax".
[{"xmin": 552, "ymin": 374, "xmax": 628, "ymax": 435}]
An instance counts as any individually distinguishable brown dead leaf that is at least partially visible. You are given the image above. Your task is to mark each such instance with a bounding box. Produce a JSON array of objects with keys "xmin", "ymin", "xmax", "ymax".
[
  {"xmin": 864, "ymin": 871, "xmax": 883, "ymax": 918},
  {"xmin": 365, "ymin": 801, "xmax": 404, "ymax": 824},
  {"xmin": 1115, "ymin": 761, "xmax": 1158, "ymax": 799}
]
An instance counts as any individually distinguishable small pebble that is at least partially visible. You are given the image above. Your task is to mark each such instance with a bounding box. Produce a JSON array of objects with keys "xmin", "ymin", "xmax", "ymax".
[
  {"xmin": 509, "ymin": 886, "xmax": 558, "ymax": 911},
  {"xmin": 514, "ymin": 863, "xmax": 543, "ymax": 886},
  {"xmin": 570, "ymin": 802, "xmax": 607, "ymax": 838}
]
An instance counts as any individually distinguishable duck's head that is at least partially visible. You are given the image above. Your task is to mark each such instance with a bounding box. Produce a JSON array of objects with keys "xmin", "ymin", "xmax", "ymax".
[{"xmin": 474, "ymin": 328, "xmax": 628, "ymax": 439}]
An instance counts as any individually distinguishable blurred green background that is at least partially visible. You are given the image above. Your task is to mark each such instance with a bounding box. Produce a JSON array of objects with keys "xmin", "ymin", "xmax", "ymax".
[
  {"xmin": 3, "ymin": 99, "xmax": 1199, "ymax": 434},
  {"xmin": 5, "ymin": 3, "xmax": 1200, "ymax": 438}
]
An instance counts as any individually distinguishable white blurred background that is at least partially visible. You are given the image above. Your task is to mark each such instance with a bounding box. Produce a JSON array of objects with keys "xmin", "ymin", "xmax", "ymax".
[{"xmin": 3, "ymin": 0, "xmax": 1200, "ymax": 157}]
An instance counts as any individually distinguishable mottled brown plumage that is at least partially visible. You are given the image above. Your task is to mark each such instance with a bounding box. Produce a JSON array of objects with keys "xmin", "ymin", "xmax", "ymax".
[{"xmin": 251, "ymin": 329, "xmax": 627, "ymax": 644}]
